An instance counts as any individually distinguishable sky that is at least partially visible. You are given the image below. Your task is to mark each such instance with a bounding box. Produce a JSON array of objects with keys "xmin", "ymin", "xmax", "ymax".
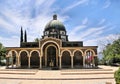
[{"xmin": 0, "ymin": 0, "xmax": 120, "ymax": 53}]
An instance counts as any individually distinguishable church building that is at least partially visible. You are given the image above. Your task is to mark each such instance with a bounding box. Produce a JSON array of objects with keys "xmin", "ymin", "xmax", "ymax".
[{"xmin": 6, "ymin": 15, "xmax": 98, "ymax": 69}]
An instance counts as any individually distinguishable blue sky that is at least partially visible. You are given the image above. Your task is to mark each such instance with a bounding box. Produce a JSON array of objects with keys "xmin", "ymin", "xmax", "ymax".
[{"xmin": 0, "ymin": 0, "xmax": 120, "ymax": 51}]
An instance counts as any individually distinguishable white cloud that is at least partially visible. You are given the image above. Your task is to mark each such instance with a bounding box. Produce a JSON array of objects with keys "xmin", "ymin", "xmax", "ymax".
[
  {"xmin": 68, "ymin": 18, "xmax": 111, "ymax": 49},
  {"xmin": 68, "ymin": 17, "xmax": 89, "ymax": 40},
  {"xmin": 0, "ymin": 0, "xmax": 117, "ymax": 49},
  {"xmin": 68, "ymin": 16, "xmax": 107, "ymax": 41},
  {"xmin": 103, "ymin": 0, "xmax": 111, "ymax": 9},
  {"xmin": 0, "ymin": 9, "xmax": 30, "ymax": 33},
  {"xmin": 98, "ymin": 19, "xmax": 106, "ymax": 25},
  {"xmin": 82, "ymin": 17, "xmax": 88, "ymax": 25},
  {"xmin": 0, "ymin": 18, "xmax": 15, "ymax": 32},
  {"xmin": 83, "ymin": 34, "xmax": 120, "ymax": 55},
  {"xmin": 68, "ymin": 16, "xmax": 115, "ymax": 46},
  {"xmin": 0, "ymin": 0, "xmax": 69, "ymax": 47},
  {"xmin": 0, "ymin": 36, "xmax": 19, "ymax": 47},
  {"xmin": 80, "ymin": 26, "xmax": 106, "ymax": 39},
  {"xmin": 84, "ymin": 39, "xmax": 97, "ymax": 46},
  {"xmin": 62, "ymin": 0, "xmax": 89, "ymax": 13},
  {"xmin": 35, "ymin": 0, "xmax": 46, "ymax": 6},
  {"xmin": 69, "ymin": 25, "xmax": 86, "ymax": 35}
]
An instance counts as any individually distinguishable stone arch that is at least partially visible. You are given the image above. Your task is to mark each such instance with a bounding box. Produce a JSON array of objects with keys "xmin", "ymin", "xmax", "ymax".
[
  {"xmin": 8, "ymin": 50, "xmax": 18, "ymax": 57},
  {"xmin": 84, "ymin": 49, "xmax": 94, "ymax": 67},
  {"xmin": 84, "ymin": 49, "xmax": 95, "ymax": 56},
  {"xmin": 61, "ymin": 49, "xmax": 72, "ymax": 56},
  {"xmin": 19, "ymin": 50, "xmax": 29, "ymax": 57},
  {"xmin": 41, "ymin": 42, "xmax": 59, "ymax": 67},
  {"xmin": 30, "ymin": 50, "xmax": 40, "ymax": 57},
  {"xmin": 73, "ymin": 49, "xmax": 84, "ymax": 56},
  {"xmin": 19, "ymin": 50, "xmax": 29, "ymax": 67},
  {"xmin": 30, "ymin": 51, "xmax": 40, "ymax": 68},
  {"xmin": 41, "ymin": 41, "xmax": 60, "ymax": 56},
  {"xmin": 73, "ymin": 50, "xmax": 83, "ymax": 67},
  {"xmin": 61, "ymin": 50, "xmax": 71, "ymax": 68},
  {"xmin": 8, "ymin": 50, "xmax": 18, "ymax": 65}
]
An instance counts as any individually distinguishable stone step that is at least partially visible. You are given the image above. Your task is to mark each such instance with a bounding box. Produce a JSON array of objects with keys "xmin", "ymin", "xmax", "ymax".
[
  {"xmin": 0, "ymin": 69, "xmax": 38, "ymax": 75},
  {"xmin": 0, "ymin": 76, "xmax": 114, "ymax": 80},
  {"xmin": 61, "ymin": 69, "xmax": 113, "ymax": 72},
  {"xmin": 61, "ymin": 72, "xmax": 114, "ymax": 75}
]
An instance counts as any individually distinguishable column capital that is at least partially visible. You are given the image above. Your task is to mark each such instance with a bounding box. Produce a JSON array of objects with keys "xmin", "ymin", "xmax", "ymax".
[
  {"xmin": 71, "ymin": 54, "xmax": 74, "ymax": 57},
  {"xmin": 6, "ymin": 55, "xmax": 9, "ymax": 58},
  {"xmin": 28, "ymin": 55, "xmax": 31, "ymax": 58},
  {"xmin": 83, "ymin": 54, "xmax": 86, "ymax": 56},
  {"xmin": 59, "ymin": 55, "xmax": 62, "ymax": 57}
]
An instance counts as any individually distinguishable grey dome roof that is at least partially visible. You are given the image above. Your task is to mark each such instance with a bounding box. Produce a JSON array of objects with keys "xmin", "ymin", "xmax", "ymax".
[{"xmin": 44, "ymin": 15, "xmax": 66, "ymax": 31}]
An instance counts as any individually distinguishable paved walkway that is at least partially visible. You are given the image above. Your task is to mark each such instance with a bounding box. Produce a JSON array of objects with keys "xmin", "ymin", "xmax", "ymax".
[{"xmin": 0, "ymin": 65, "xmax": 119, "ymax": 84}]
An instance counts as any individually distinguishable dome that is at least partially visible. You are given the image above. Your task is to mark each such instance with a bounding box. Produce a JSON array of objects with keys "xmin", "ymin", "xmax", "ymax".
[{"xmin": 44, "ymin": 15, "xmax": 66, "ymax": 31}]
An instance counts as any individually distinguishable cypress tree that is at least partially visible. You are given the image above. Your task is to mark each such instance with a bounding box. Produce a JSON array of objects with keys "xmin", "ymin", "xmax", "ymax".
[
  {"xmin": 20, "ymin": 27, "xmax": 23, "ymax": 42},
  {"xmin": 24, "ymin": 30, "xmax": 27, "ymax": 42}
]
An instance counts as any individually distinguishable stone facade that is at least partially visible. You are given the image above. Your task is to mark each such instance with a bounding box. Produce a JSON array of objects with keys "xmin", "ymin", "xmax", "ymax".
[{"xmin": 6, "ymin": 15, "xmax": 98, "ymax": 69}]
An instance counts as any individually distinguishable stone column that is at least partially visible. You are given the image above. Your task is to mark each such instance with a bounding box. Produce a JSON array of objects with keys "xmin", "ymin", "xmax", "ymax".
[
  {"xmin": 71, "ymin": 55, "xmax": 73, "ymax": 68},
  {"xmin": 6, "ymin": 56, "xmax": 9, "ymax": 68},
  {"xmin": 16, "ymin": 55, "xmax": 18, "ymax": 67},
  {"xmin": 28, "ymin": 56, "xmax": 30, "ymax": 68},
  {"xmin": 83, "ymin": 54, "xmax": 85, "ymax": 68},
  {"xmin": 92, "ymin": 56, "xmax": 95, "ymax": 67},
  {"xmin": 39, "ymin": 56, "xmax": 42, "ymax": 69},
  {"xmin": 11, "ymin": 56, "xmax": 14, "ymax": 68},
  {"xmin": 18, "ymin": 56, "xmax": 21, "ymax": 67},
  {"xmin": 59, "ymin": 56, "xmax": 61, "ymax": 69},
  {"xmin": 45, "ymin": 55, "xmax": 47, "ymax": 67}
]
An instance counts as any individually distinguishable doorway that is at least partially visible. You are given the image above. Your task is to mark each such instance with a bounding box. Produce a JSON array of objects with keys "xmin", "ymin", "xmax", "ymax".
[{"xmin": 47, "ymin": 46, "xmax": 56, "ymax": 67}]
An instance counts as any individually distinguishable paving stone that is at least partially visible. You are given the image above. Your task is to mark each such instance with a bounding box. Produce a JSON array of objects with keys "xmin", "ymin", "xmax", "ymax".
[{"xmin": 0, "ymin": 65, "xmax": 118, "ymax": 84}]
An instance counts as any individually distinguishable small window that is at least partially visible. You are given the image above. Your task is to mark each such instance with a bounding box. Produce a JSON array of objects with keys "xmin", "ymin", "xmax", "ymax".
[
  {"xmin": 62, "ymin": 38, "xmax": 65, "ymax": 41},
  {"xmin": 50, "ymin": 32, "xmax": 54, "ymax": 34},
  {"xmin": 45, "ymin": 31, "xmax": 49, "ymax": 35},
  {"xmin": 52, "ymin": 29, "xmax": 55, "ymax": 32},
  {"xmin": 62, "ymin": 32, "xmax": 65, "ymax": 35},
  {"xmin": 60, "ymin": 31, "xmax": 65, "ymax": 35},
  {"xmin": 54, "ymin": 32, "xmax": 57, "ymax": 34}
]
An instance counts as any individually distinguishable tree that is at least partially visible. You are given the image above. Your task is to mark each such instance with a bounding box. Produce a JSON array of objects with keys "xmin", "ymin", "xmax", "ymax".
[
  {"xmin": 102, "ymin": 38, "xmax": 120, "ymax": 65},
  {"xmin": 24, "ymin": 30, "xmax": 27, "ymax": 42},
  {"xmin": 34, "ymin": 38, "xmax": 39, "ymax": 42},
  {"xmin": 20, "ymin": 27, "xmax": 23, "ymax": 42},
  {"xmin": 94, "ymin": 57, "xmax": 98, "ymax": 67},
  {"xmin": 0, "ymin": 43, "xmax": 6, "ymax": 66},
  {"xmin": 114, "ymin": 68, "xmax": 120, "ymax": 84}
]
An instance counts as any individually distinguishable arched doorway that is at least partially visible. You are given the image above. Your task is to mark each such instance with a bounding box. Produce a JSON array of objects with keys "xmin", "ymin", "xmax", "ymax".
[
  {"xmin": 62, "ymin": 51, "xmax": 71, "ymax": 68},
  {"xmin": 20, "ymin": 51, "xmax": 28, "ymax": 67},
  {"xmin": 46, "ymin": 46, "xmax": 56, "ymax": 67},
  {"xmin": 12, "ymin": 51, "xmax": 17, "ymax": 65},
  {"xmin": 30, "ymin": 51, "xmax": 40, "ymax": 68},
  {"xmin": 8, "ymin": 50, "xmax": 18, "ymax": 67},
  {"xmin": 85, "ymin": 50, "xmax": 94, "ymax": 68},
  {"xmin": 73, "ymin": 51, "xmax": 83, "ymax": 68}
]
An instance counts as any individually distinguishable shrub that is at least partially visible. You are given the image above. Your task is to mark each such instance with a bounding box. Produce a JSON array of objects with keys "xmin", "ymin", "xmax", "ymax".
[
  {"xmin": 94, "ymin": 57, "xmax": 98, "ymax": 67},
  {"xmin": 114, "ymin": 68, "xmax": 120, "ymax": 84}
]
